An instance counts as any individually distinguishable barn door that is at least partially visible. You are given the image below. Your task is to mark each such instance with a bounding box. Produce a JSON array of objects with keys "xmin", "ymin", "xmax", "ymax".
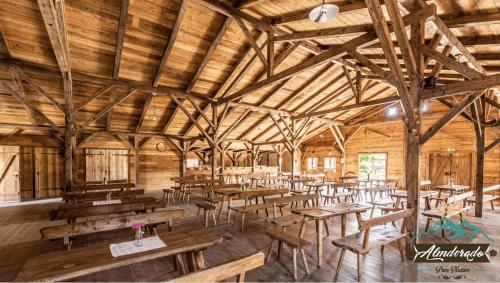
[
  {"xmin": 35, "ymin": 148, "xmax": 63, "ymax": 198},
  {"xmin": 19, "ymin": 147, "xmax": 34, "ymax": 200},
  {"xmin": 86, "ymin": 149, "xmax": 129, "ymax": 183},
  {"xmin": 429, "ymin": 152, "xmax": 472, "ymax": 187},
  {"xmin": 0, "ymin": 146, "xmax": 20, "ymax": 201},
  {"xmin": 107, "ymin": 149, "xmax": 129, "ymax": 181},
  {"xmin": 85, "ymin": 149, "xmax": 107, "ymax": 182}
]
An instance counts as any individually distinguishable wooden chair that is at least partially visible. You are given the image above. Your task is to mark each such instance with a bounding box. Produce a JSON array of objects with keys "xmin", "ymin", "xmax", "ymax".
[
  {"xmin": 332, "ymin": 209, "xmax": 413, "ymax": 281},
  {"xmin": 169, "ymin": 252, "xmax": 265, "ymax": 282},
  {"xmin": 41, "ymin": 209, "xmax": 185, "ymax": 250},
  {"xmin": 422, "ymin": 191, "xmax": 473, "ymax": 236},
  {"xmin": 466, "ymin": 184, "xmax": 499, "ymax": 210},
  {"xmin": 196, "ymin": 202, "xmax": 217, "ymax": 228},
  {"xmin": 265, "ymin": 225, "xmax": 311, "ymax": 280}
]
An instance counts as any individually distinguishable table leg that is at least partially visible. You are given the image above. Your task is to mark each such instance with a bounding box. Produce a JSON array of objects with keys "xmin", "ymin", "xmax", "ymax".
[
  {"xmin": 316, "ymin": 219, "xmax": 323, "ymax": 267},
  {"xmin": 227, "ymin": 196, "xmax": 232, "ymax": 224},
  {"xmin": 355, "ymin": 212, "xmax": 363, "ymax": 230},
  {"xmin": 436, "ymin": 189, "xmax": 442, "ymax": 207},
  {"xmin": 425, "ymin": 196, "xmax": 431, "ymax": 210},
  {"xmin": 341, "ymin": 214, "xmax": 347, "ymax": 237}
]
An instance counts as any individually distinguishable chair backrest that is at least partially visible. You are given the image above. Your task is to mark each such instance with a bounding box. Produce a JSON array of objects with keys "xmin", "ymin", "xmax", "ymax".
[
  {"xmin": 446, "ymin": 191, "xmax": 474, "ymax": 206},
  {"xmin": 169, "ymin": 252, "xmax": 264, "ymax": 282},
  {"xmin": 41, "ymin": 209, "xmax": 185, "ymax": 240},
  {"xmin": 358, "ymin": 209, "xmax": 414, "ymax": 248}
]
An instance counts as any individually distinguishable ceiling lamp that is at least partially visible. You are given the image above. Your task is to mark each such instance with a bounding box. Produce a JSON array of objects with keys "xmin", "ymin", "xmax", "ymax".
[
  {"xmin": 309, "ymin": 1, "xmax": 339, "ymax": 24},
  {"xmin": 148, "ymin": 93, "xmax": 158, "ymax": 121}
]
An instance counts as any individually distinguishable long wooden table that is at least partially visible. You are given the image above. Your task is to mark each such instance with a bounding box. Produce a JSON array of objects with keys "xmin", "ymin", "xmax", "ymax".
[
  {"xmin": 15, "ymin": 229, "xmax": 223, "ymax": 282},
  {"xmin": 292, "ymin": 203, "xmax": 371, "ymax": 268}
]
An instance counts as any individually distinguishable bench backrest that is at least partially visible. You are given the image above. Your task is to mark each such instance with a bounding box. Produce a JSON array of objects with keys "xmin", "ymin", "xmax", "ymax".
[
  {"xmin": 420, "ymin": 180, "xmax": 432, "ymax": 186},
  {"xmin": 169, "ymin": 252, "xmax": 264, "ymax": 282},
  {"xmin": 484, "ymin": 184, "xmax": 500, "ymax": 193},
  {"xmin": 73, "ymin": 182, "xmax": 136, "ymax": 192},
  {"xmin": 267, "ymin": 193, "xmax": 319, "ymax": 206},
  {"xmin": 207, "ymin": 184, "xmax": 241, "ymax": 191},
  {"xmin": 358, "ymin": 209, "xmax": 414, "ymax": 248},
  {"xmin": 41, "ymin": 209, "xmax": 185, "ymax": 240},
  {"xmin": 238, "ymin": 189, "xmax": 289, "ymax": 200},
  {"xmin": 447, "ymin": 191, "xmax": 474, "ymax": 205},
  {"xmin": 107, "ymin": 179, "xmax": 128, "ymax": 184}
]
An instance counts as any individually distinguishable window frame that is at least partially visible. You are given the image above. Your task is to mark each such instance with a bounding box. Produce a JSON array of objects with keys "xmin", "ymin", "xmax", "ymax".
[
  {"xmin": 358, "ymin": 152, "xmax": 388, "ymax": 180},
  {"xmin": 324, "ymin": 157, "xmax": 336, "ymax": 171}
]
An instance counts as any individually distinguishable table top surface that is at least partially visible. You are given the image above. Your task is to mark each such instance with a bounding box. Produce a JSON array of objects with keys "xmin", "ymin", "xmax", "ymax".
[
  {"xmin": 434, "ymin": 184, "xmax": 470, "ymax": 190},
  {"xmin": 389, "ymin": 190, "xmax": 438, "ymax": 198},
  {"xmin": 292, "ymin": 203, "xmax": 371, "ymax": 219},
  {"xmin": 15, "ymin": 228, "xmax": 222, "ymax": 282}
]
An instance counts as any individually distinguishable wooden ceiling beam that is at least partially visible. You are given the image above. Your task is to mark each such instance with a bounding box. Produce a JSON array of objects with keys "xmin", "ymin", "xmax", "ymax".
[
  {"xmin": 485, "ymin": 96, "xmax": 500, "ymax": 110},
  {"xmin": 72, "ymin": 84, "xmax": 114, "ymax": 115},
  {"xmin": 0, "ymin": 30, "xmax": 10, "ymax": 59},
  {"xmin": 135, "ymin": 94, "xmax": 153, "ymax": 133},
  {"xmin": 37, "ymin": 0, "xmax": 70, "ymax": 73},
  {"xmin": 113, "ymin": 0, "xmax": 130, "ymax": 80},
  {"xmin": 234, "ymin": 18, "xmax": 268, "ymax": 70},
  {"xmin": 187, "ymin": 17, "xmax": 231, "ymax": 93},
  {"xmin": 420, "ymin": 92, "xmax": 483, "ymax": 144},
  {"xmin": 364, "ymin": 0, "xmax": 418, "ymax": 125},
  {"xmin": 485, "ymin": 138, "xmax": 500, "ymax": 153},
  {"xmin": 153, "ymin": 0, "xmax": 188, "ymax": 87},
  {"xmin": 423, "ymin": 47, "xmax": 483, "ymax": 79},
  {"xmin": 420, "ymin": 74, "xmax": 500, "ymax": 100},
  {"xmin": 7, "ymin": 73, "xmax": 43, "ymax": 126},
  {"xmin": 75, "ymin": 88, "xmax": 138, "ymax": 136}
]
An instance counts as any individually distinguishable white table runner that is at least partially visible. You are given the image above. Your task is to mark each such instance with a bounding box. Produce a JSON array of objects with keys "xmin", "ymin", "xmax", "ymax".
[
  {"xmin": 109, "ymin": 236, "xmax": 166, "ymax": 257},
  {"xmin": 93, "ymin": 199, "xmax": 122, "ymax": 206}
]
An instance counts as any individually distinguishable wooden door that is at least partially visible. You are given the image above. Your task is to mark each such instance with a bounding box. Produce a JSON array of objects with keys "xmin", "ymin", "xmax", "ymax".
[
  {"xmin": 429, "ymin": 152, "xmax": 472, "ymax": 187},
  {"xmin": 85, "ymin": 149, "xmax": 107, "ymax": 182},
  {"xmin": 19, "ymin": 147, "xmax": 34, "ymax": 200},
  {"xmin": 107, "ymin": 149, "xmax": 129, "ymax": 182},
  {"xmin": 35, "ymin": 148, "xmax": 63, "ymax": 198},
  {"xmin": 0, "ymin": 146, "xmax": 20, "ymax": 201}
]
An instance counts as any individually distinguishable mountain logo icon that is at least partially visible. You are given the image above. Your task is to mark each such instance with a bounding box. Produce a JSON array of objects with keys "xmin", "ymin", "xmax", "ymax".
[{"xmin": 412, "ymin": 217, "xmax": 493, "ymax": 242}]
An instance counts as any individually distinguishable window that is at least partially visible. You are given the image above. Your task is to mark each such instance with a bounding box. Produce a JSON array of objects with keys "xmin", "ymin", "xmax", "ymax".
[
  {"xmin": 307, "ymin": 157, "xmax": 318, "ymax": 170},
  {"xmin": 358, "ymin": 153, "xmax": 387, "ymax": 180},
  {"xmin": 387, "ymin": 107, "xmax": 398, "ymax": 116},
  {"xmin": 324, "ymin": 157, "xmax": 336, "ymax": 171},
  {"xmin": 186, "ymin": 158, "xmax": 200, "ymax": 168}
]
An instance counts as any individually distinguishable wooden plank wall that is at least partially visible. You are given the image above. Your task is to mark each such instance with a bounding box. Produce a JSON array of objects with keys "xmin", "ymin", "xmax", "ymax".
[{"xmin": 303, "ymin": 117, "xmax": 499, "ymax": 187}]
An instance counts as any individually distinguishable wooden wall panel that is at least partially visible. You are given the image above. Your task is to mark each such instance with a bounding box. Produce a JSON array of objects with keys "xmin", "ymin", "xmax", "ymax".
[{"xmin": 0, "ymin": 146, "xmax": 20, "ymax": 201}]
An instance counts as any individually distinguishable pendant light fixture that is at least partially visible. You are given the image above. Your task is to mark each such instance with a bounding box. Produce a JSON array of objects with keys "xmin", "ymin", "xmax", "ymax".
[{"xmin": 309, "ymin": 1, "xmax": 339, "ymax": 24}]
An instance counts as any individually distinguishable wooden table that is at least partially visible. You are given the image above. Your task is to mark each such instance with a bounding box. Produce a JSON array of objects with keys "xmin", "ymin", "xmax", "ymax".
[
  {"xmin": 213, "ymin": 189, "xmax": 242, "ymax": 223},
  {"xmin": 389, "ymin": 190, "xmax": 438, "ymax": 210},
  {"xmin": 291, "ymin": 203, "xmax": 371, "ymax": 268},
  {"xmin": 434, "ymin": 184, "xmax": 470, "ymax": 197},
  {"xmin": 15, "ymin": 229, "xmax": 223, "ymax": 282}
]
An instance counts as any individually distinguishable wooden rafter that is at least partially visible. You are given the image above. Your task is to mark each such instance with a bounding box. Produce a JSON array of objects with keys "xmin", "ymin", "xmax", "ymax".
[
  {"xmin": 72, "ymin": 84, "xmax": 114, "ymax": 115},
  {"xmin": 135, "ymin": 94, "xmax": 153, "ymax": 133},
  {"xmin": 420, "ymin": 74, "xmax": 500, "ymax": 100},
  {"xmin": 113, "ymin": 0, "xmax": 130, "ymax": 80},
  {"xmin": 0, "ymin": 29, "xmax": 10, "ymax": 59},
  {"xmin": 75, "ymin": 88, "xmax": 138, "ymax": 136},
  {"xmin": 235, "ymin": 17, "xmax": 268, "ymax": 69},
  {"xmin": 485, "ymin": 138, "xmax": 500, "ymax": 153},
  {"xmin": 8, "ymin": 71, "xmax": 42, "ymax": 126},
  {"xmin": 153, "ymin": 0, "xmax": 188, "ymax": 87}
]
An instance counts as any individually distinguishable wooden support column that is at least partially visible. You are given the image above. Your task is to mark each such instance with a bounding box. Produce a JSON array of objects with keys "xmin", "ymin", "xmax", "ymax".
[
  {"xmin": 134, "ymin": 136, "xmax": 140, "ymax": 190},
  {"xmin": 471, "ymin": 102, "xmax": 485, "ymax": 217},
  {"xmin": 290, "ymin": 120, "xmax": 297, "ymax": 183},
  {"xmin": 211, "ymin": 104, "xmax": 217, "ymax": 179},
  {"xmin": 181, "ymin": 141, "xmax": 187, "ymax": 177},
  {"xmin": 251, "ymin": 145, "xmax": 257, "ymax": 173},
  {"xmin": 63, "ymin": 73, "xmax": 75, "ymax": 191}
]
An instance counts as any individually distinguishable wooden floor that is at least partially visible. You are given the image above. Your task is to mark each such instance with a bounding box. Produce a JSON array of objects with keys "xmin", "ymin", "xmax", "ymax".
[{"xmin": 1, "ymin": 192, "xmax": 500, "ymax": 282}]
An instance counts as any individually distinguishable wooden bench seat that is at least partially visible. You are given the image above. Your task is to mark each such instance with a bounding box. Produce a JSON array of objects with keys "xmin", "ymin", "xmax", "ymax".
[
  {"xmin": 196, "ymin": 202, "xmax": 217, "ymax": 228},
  {"xmin": 265, "ymin": 229, "xmax": 311, "ymax": 248},
  {"xmin": 332, "ymin": 209, "xmax": 413, "ymax": 281},
  {"xmin": 267, "ymin": 214, "xmax": 304, "ymax": 229},
  {"xmin": 422, "ymin": 191, "xmax": 473, "ymax": 236},
  {"xmin": 41, "ymin": 209, "xmax": 185, "ymax": 250}
]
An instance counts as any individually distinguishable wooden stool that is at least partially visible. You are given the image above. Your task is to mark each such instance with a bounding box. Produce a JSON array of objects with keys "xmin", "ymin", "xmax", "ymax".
[
  {"xmin": 162, "ymin": 188, "xmax": 175, "ymax": 204},
  {"xmin": 196, "ymin": 202, "xmax": 217, "ymax": 228}
]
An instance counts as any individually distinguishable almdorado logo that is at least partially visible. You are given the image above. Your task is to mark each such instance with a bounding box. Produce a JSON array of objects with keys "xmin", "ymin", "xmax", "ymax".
[{"xmin": 412, "ymin": 215, "xmax": 493, "ymax": 263}]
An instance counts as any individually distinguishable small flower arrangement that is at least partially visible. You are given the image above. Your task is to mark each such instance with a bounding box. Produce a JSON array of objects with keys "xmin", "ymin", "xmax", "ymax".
[
  {"xmin": 106, "ymin": 189, "xmax": 112, "ymax": 201},
  {"xmin": 132, "ymin": 223, "xmax": 145, "ymax": 247}
]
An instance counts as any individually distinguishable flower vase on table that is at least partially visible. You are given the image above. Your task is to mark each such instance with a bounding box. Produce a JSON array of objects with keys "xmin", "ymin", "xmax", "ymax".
[{"xmin": 132, "ymin": 223, "xmax": 145, "ymax": 247}]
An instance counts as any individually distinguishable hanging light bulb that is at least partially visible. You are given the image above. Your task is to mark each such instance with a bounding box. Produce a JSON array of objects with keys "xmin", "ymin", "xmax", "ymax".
[
  {"xmin": 309, "ymin": 1, "xmax": 339, "ymax": 23},
  {"xmin": 148, "ymin": 93, "xmax": 158, "ymax": 121}
]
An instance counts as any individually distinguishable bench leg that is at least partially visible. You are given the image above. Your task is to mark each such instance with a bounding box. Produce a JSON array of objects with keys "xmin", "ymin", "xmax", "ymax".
[
  {"xmin": 241, "ymin": 214, "xmax": 245, "ymax": 231},
  {"xmin": 323, "ymin": 219, "xmax": 330, "ymax": 236},
  {"xmin": 357, "ymin": 253, "xmax": 363, "ymax": 282},
  {"xmin": 266, "ymin": 239, "xmax": 275, "ymax": 263},
  {"xmin": 370, "ymin": 205, "xmax": 375, "ymax": 218},
  {"xmin": 175, "ymin": 254, "xmax": 187, "ymax": 275},
  {"xmin": 277, "ymin": 240, "xmax": 282, "ymax": 260},
  {"xmin": 194, "ymin": 250, "xmax": 206, "ymax": 270},
  {"xmin": 292, "ymin": 248, "xmax": 298, "ymax": 280},
  {"xmin": 425, "ymin": 218, "xmax": 431, "ymax": 232},
  {"xmin": 380, "ymin": 245, "xmax": 384, "ymax": 254},
  {"xmin": 492, "ymin": 201, "xmax": 495, "ymax": 210},
  {"xmin": 204, "ymin": 210, "xmax": 209, "ymax": 228},
  {"xmin": 397, "ymin": 238, "xmax": 405, "ymax": 261},
  {"xmin": 299, "ymin": 248, "xmax": 310, "ymax": 275},
  {"xmin": 237, "ymin": 271, "xmax": 246, "ymax": 282},
  {"xmin": 334, "ymin": 248, "xmax": 346, "ymax": 280},
  {"xmin": 211, "ymin": 210, "xmax": 217, "ymax": 226}
]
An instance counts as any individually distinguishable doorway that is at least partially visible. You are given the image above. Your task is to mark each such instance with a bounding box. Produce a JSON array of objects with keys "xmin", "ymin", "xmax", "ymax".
[
  {"xmin": 428, "ymin": 152, "xmax": 472, "ymax": 187},
  {"xmin": 85, "ymin": 149, "xmax": 129, "ymax": 183}
]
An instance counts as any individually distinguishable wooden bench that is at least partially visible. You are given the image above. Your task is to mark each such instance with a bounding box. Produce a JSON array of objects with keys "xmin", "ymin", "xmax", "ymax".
[
  {"xmin": 422, "ymin": 191, "xmax": 473, "ymax": 235},
  {"xmin": 266, "ymin": 194, "xmax": 319, "ymax": 219},
  {"xmin": 332, "ymin": 209, "xmax": 413, "ymax": 281},
  {"xmin": 63, "ymin": 189, "xmax": 144, "ymax": 203},
  {"xmin": 466, "ymin": 184, "xmax": 499, "ymax": 210},
  {"xmin": 162, "ymin": 188, "xmax": 175, "ymax": 204},
  {"xmin": 49, "ymin": 198, "xmax": 163, "ymax": 222},
  {"xmin": 107, "ymin": 179, "xmax": 128, "ymax": 184},
  {"xmin": 169, "ymin": 251, "xmax": 264, "ymax": 282},
  {"xmin": 230, "ymin": 189, "xmax": 289, "ymax": 230},
  {"xmin": 72, "ymin": 182, "xmax": 136, "ymax": 192},
  {"xmin": 41, "ymin": 209, "xmax": 185, "ymax": 250}
]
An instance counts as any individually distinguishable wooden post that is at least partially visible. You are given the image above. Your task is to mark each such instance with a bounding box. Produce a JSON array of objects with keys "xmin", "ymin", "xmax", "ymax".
[
  {"xmin": 290, "ymin": 120, "xmax": 296, "ymax": 183},
  {"xmin": 134, "ymin": 136, "xmax": 140, "ymax": 190},
  {"xmin": 220, "ymin": 146, "xmax": 225, "ymax": 177},
  {"xmin": 181, "ymin": 141, "xmax": 187, "ymax": 177},
  {"xmin": 211, "ymin": 104, "xmax": 217, "ymax": 179},
  {"xmin": 63, "ymin": 72, "xmax": 74, "ymax": 191},
  {"xmin": 472, "ymin": 101, "xmax": 485, "ymax": 217},
  {"xmin": 251, "ymin": 145, "xmax": 257, "ymax": 173}
]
